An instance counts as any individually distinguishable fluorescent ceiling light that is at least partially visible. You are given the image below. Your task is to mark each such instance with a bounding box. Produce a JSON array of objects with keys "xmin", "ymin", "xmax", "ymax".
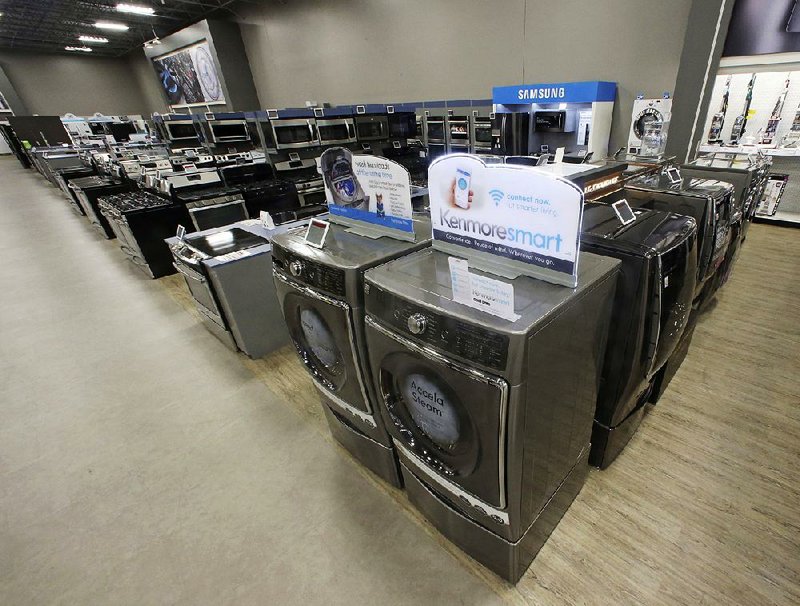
[
  {"xmin": 95, "ymin": 21, "xmax": 129, "ymax": 31},
  {"xmin": 79, "ymin": 35, "xmax": 109, "ymax": 44},
  {"xmin": 65, "ymin": 46, "xmax": 93, "ymax": 52},
  {"xmin": 116, "ymin": 3, "xmax": 155, "ymax": 15}
]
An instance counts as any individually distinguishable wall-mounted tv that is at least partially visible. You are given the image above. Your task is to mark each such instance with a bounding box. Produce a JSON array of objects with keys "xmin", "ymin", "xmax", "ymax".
[{"xmin": 152, "ymin": 40, "xmax": 226, "ymax": 106}]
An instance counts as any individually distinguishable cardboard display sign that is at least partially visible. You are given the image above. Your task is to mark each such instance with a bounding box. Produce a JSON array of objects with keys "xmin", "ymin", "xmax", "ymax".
[
  {"xmin": 319, "ymin": 147, "xmax": 414, "ymax": 238},
  {"xmin": 429, "ymin": 154, "xmax": 584, "ymax": 286}
]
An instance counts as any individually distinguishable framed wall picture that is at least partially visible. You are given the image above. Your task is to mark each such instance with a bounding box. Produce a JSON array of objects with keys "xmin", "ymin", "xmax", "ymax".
[{"xmin": 151, "ymin": 40, "xmax": 225, "ymax": 107}]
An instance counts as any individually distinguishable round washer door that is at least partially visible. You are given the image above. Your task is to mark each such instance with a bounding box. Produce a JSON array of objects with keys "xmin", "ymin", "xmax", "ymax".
[
  {"xmin": 279, "ymin": 287, "xmax": 371, "ymax": 413},
  {"xmin": 378, "ymin": 350, "xmax": 507, "ymax": 508}
]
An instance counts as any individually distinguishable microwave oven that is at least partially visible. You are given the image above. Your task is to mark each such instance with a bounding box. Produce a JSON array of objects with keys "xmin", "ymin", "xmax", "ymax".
[{"xmin": 534, "ymin": 110, "xmax": 577, "ymax": 133}]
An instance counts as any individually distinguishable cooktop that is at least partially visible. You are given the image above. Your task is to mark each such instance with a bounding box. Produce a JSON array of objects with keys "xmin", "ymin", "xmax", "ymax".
[{"xmin": 186, "ymin": 227, "xmax": 269, "ymax": 257}]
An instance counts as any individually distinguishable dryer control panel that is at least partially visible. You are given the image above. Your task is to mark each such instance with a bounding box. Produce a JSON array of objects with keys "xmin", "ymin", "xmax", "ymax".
[
  {"xmin": 366, "ymin": 284, "xmax": 509, "ymax": 371},
  {"xmin": 272, "ymin": 244, "xmax": 346, "ymax": 297}
]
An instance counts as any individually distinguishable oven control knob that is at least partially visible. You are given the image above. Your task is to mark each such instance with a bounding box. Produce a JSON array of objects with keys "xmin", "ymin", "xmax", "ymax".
[
  {"xmin": 407, "ymin": 313, "xmax": 427, "ymax": 335},
  {"xmin": 289, "ymin": 260, "xmax": 304, "ymax": 277}
]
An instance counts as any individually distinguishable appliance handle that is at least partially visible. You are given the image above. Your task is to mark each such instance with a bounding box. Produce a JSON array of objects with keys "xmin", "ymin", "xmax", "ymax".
[
  {"xmin": 308, "ymin": 121, "xmax": 317, "ymax": 142},
  {"xmin": 173, "ymin": 262, "xmax": 206, "ymax": 283},
  {"xmin": 347, "ymin": 122, "xmax": 354, "ymax": 139}
]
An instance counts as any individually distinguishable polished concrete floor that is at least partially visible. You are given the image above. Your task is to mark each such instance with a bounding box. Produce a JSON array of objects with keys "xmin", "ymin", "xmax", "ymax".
[{"xmin": 1, "ymin": 156, "xmax": 799, "ymax": 605}]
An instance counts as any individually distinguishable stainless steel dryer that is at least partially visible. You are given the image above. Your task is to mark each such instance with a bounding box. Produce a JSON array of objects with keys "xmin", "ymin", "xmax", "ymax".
[
  {"xmin": 363, "ymin": 248, "xmax": 619, "ymax": 582},
  {"xmin": 271, "ymin": 218, "xmax": 431, "ymax": 487}
]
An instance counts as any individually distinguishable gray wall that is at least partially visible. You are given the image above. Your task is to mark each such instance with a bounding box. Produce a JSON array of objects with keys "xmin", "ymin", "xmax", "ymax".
[
  {"xmin": 0, "ymin": 49, "xmax": 151, "ymax": 116},
  {"xmin": 667, "ymin": 0, "xmax": 736, "ymax": 162},
  {"xmin": 236, "ymin": 0, "xmax": 694, "ymax": 151}
]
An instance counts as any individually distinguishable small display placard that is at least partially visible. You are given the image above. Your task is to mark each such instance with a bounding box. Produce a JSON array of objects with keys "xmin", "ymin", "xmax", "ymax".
[
  {"xmin": 319, "ymin": 147, "xmax": 414, "ymax": 236},
  {"xmin": 429, "ymin": 154, "xmax": 584, "ymax": 286}
]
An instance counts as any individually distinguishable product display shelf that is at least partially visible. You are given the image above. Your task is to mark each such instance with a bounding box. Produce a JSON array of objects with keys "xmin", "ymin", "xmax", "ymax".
[{"xmin": 754, "ymin": 155, "xmax": 800, "ymax": 228}]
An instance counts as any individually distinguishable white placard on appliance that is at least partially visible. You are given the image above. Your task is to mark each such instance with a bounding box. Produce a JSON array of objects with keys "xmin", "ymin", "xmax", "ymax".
[
  {"xmin": 577, "ymin": 110, "xmax": 592, "ymax": 147},
  {"xmin": 259, "ymin": 210, "xmax": 276, "ymax": 229},
  {"xmin": 448, "ymin": 256, "xmax": 520, "ymax": 322},
  {"xmin": 554, "ymin": 147, "xmax": 565, "ymax": 163},
  {"xmin": 612, "ymin": 199, "xmax": 636, "ymax": 225},
  {"xmin": 666, "ymin": 167, "xmax": 681, "ymax": 184}
]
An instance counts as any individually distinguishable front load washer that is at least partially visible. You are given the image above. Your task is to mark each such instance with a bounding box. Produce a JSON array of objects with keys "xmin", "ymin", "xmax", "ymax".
[
  {"xmin": 363, "ymin": 248, "xmax": 620, "ymax": 582},
  {"xmin": 271, "ymin": 218, "xmax": 431, "ymax": 487},
  {"xmin": 580, "ymin": 203, "xmax": 698, "ymax": 468}
]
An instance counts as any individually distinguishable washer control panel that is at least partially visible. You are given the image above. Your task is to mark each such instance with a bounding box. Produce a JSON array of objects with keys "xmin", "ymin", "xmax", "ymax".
[
  {"xmin": 273, "ymin": 244, "xmax": 346, "ymax": 297},
  {"xmin": 367, "ymin": 284, "xmax": 508, "ymax": 371}
]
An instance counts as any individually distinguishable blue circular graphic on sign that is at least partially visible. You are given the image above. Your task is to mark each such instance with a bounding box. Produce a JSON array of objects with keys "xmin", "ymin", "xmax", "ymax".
[
  {"xmin": 334, "ymin": 177, "xmax": 356, "ymax": 197},
  {"xmin": 457, "ymin": 177, "xmax": 468, "ymax": 190}
]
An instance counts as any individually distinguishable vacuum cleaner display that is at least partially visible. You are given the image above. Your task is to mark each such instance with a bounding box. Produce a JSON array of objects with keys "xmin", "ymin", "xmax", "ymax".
[
  {"xmin": 271, "ymin": 217, "xmax": 431, "ymax": 488},
  {"xmin": 580, "ymin": 203, "xmax": 698, "ymax": 468},
  {"xmin": 707, "ymin": 76, "xmax": 731, "ymax": 144},
  {"xmin": 624, "ymin": 173, "xmax": 733, "ymax": 310},
  {"xmin": 730, "ymin": 74, "xmax": 756, "ymax": 145},
  {"xmin": 363, "ymin": 249, "xmax": 619, "ymax": 582},
  {"xmin": 168, "ymin": 219, "xmax": 314, "ymax": 358},
  {"xmin": 758, "ymin": 75, "xmax": 790, "ymax": 146}
]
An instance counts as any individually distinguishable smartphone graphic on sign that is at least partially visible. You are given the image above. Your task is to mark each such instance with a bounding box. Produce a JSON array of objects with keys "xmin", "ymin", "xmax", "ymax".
[{"xmin": 455, "ymin": 168, "xmax": 471, "ymax": 209}]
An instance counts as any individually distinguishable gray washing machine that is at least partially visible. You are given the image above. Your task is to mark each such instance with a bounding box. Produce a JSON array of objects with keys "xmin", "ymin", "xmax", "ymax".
[
  {"xmin": 271, "ymin": 218, "xmax": 431, "ymax": 487},
  {"xmin": 363, "ymin": 248, "xmax": 620, "ymax": 582}
]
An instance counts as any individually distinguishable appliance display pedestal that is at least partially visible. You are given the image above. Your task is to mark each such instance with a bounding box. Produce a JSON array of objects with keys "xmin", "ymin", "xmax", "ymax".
[
  {"xmin": 400, "ymin": 447, "xmax": 590, "ymax": 584},
  {"xmin": 320, "ymin": 396, "xmax": 402, "ymax": 488}
]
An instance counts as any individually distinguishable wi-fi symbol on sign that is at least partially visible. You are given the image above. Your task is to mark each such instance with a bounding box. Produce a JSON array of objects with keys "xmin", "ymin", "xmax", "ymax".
[{"xmin": 489, "ymin": 189, "xmax": 505, "ymax": 205}]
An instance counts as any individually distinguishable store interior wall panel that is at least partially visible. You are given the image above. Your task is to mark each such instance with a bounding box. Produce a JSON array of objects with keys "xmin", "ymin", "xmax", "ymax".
[
  {"xmin": 0, "ymin": 64, "xmax": 26, "ymax": 114},
  {"xmin": 236, "ymin": 0, "xmax": 693, "ymax": 152},
  {"xmin": 667, "ymin": 0, "xmax": 736, "ymax": 162},
  {"xmin": 0, "ymin": 50, "xmax": 150, "ymax": 116}
]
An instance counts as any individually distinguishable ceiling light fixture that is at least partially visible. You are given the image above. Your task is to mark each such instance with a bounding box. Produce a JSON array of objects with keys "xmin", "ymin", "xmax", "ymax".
[
  {"xmin": 79, "ymin": 35, "xmax": 109, "ymax": 44},
  {"xmin": 65, "ymin": 46, "xmax": 93, "ymax": 52},
  {"xmin": 95, "ymin": 21, "xmax": 130, "ymax": 31},
  {"xmin": 116, "ymin": 3, "xmax": 156, "ymax": 16}
]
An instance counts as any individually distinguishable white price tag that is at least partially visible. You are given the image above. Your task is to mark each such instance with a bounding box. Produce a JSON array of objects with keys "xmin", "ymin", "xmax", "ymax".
[
  {"xmin": 554, "ymin": 147, "xmax": 565, "ymax": 163},
  {"xmin": 448, "ymin": 257, "xmax": 520, "ymax": 322},
  {"xmin": 260, "ymin": 211, "xmax": 276, "ymax": 229}
]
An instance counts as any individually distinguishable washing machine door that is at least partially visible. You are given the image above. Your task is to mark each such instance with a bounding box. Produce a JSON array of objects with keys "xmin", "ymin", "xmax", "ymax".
[
  {"xmin": 274, "ymin": 271, "xmax": 373, "ymax": 420},
  {"xmin": 367, "ymin": 318, "xmax": 509, "ymax": 510}
]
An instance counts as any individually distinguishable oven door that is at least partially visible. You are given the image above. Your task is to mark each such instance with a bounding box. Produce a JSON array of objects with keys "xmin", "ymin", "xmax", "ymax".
[
  {"xmin": 173, "ymin": 254, "xmax": 227, "ymax": 325},
  {"xmin": 355, "ymin": 116, "xmax": 389, "ymax": 142},
  {"xmin": 271, "ymin": 119, "xmax": 319, "ymax": 150},
  {"xmin": 274, "ymin": 270, "xmax": 375, "ymax": 425},
  {"xmin": 297, "ymin": 186, "xmax": 327, "ymax": 207},
  {"xmin": 366, "ymin": 317, "xmax": 509, "ymax": 513},
  {"xmin": 316, "ymin": 118, "xmax": 356, "ymax": 145}
]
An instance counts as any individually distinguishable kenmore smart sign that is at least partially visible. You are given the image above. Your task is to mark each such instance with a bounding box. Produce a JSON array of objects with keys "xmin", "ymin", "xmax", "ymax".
[{"xmin": 428, "ymin": 155, "xmax": 583, "ymax": 280}]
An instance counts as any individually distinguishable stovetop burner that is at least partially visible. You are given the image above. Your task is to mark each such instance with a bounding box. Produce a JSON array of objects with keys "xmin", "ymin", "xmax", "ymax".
[
  {"xmin": 99, "ymin": 191, "xmax": 172, "ymax": 213},
  {"xmin": 174, "ymin": 186, "xmax": 241, "ymax": 203}
]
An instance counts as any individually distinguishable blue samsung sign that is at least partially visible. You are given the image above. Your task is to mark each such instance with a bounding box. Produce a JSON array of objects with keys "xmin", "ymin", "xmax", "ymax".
[{"xmin": 493, "ymin": 81, "xmax": 617, "ymax": 105}]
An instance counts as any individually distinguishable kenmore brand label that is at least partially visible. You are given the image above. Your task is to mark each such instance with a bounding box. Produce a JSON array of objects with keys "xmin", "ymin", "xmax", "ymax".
[{"xmin": 429, "ymin": 154, "xmax": 583, "ymax": 282}]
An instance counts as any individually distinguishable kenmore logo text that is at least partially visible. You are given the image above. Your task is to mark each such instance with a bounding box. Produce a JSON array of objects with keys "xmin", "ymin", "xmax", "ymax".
[{"xmin": 440, "ymin": 209, "xmax": 563, "ymax": 252}]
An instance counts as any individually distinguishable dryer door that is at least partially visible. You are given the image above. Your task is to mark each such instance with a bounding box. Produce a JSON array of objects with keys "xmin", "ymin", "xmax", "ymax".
[
  {"xmin": 367, "ymin": 318, "xmax": 509, "ymax": 510},
  {"xmin": 274, "ymin": 270, "xmax": 373, "ymax": 420}
]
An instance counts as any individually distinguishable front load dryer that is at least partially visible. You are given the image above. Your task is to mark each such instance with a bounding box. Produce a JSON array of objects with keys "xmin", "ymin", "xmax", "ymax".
[
  {"xmin": 363, "ymin": 248, "xmax": 619, "ymax": 582},
  {"xmin": 580, "ymin": 203, "xmax": 698, "ymax": 468},
  {"xmin": 271, "ymin": 218, "xmax": 431, "ymax": 487}
]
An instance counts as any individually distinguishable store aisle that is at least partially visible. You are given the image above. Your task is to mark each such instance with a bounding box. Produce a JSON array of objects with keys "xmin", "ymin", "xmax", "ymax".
[{"xmin": 0, "ymin": 157, "xmax": 505, "ymax": 605}]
